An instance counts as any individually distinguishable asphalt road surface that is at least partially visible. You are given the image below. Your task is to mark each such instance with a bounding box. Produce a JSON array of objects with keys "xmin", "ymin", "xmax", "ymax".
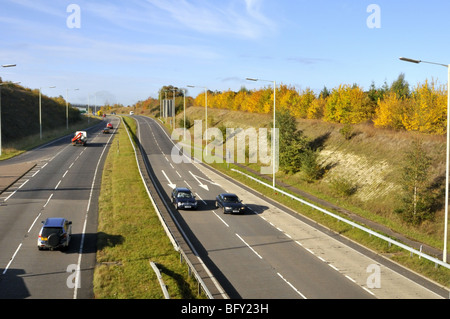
[
  {"xmin": 0, "ymin": 117, "xmax": 118, "ymax": 299},
  {"xmin": 134, "ymin": 115, "xmax": 448, "ymax": 299},
  {"xmin": 1, "ymin": 114, "xmax": 446, "ymax": 300}
]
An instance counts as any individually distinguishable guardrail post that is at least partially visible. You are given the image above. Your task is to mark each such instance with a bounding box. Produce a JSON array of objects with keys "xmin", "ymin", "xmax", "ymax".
[
  {"xmin": 150, "ymin": 261, "xmax": 170, "ymax": 299},
  {"xmin": 231, "ymin": 168, "xmax": 450, "ymax": 271},
  {"xmin": 124, "ymin": 117, "xmax": 218, "ymax": 299}
]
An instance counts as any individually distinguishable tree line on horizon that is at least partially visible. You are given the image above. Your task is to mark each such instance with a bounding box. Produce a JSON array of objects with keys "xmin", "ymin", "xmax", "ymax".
[
  {"xmin": 127, "ymin": 80, "xmax": 446, "ymax": 226},
  {"xmin": 190, "ymin": 76, "xmax": 445, "ymax": 226},
  {"xmin": 191, "ymin": 74, "xmax": 448, "ymax": 135}
]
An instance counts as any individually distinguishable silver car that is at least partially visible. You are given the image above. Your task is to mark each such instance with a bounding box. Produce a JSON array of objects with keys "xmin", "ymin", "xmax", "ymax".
[{"xmin": 37, "ymin": 217, "xmax": 72, "ymax": 250}]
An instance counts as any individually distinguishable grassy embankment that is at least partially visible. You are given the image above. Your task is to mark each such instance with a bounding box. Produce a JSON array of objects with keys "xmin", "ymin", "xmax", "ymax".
[
  {"xmin": 148, "ymin": 106, "xmax": 449, "ymax": 287},
  {"xmin": 0, "ymin": 82, "xmax": 96, "ymax": 160},
  {"xmin": 93, "ymin": 116, "xmax": 205, "ymax": 299}
]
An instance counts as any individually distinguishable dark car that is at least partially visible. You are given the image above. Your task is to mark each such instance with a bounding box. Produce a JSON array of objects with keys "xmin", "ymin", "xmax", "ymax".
[
  {"xmin": 171, "ymin": 187, "xmax": 198, "ymax": 210},
  {"xmin": 37, "ymin": 217, "xmax": 72, "ymax": 250},
  {"xmin": 102, "ymin": 127, "xmax": 110, "ymax": 134},
  {"xmin": 215, "ymin": 193, "xmax": 246, "ymax": 214}
]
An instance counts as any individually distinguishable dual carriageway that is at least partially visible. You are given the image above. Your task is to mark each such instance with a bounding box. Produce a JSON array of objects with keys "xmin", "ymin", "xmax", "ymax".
[{"xmin": 0, "ymin": 115, "xmax": 447, "ymax": 299}]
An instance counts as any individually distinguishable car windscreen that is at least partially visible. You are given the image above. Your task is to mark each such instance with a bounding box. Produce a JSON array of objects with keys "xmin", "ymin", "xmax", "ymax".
[
  {"xmin": 223, "ymin": 196, "xmax": 239, "ymax": 203},
  {"xmin": 177, "ymin": 192, "xmax": 193, "ymax": 198},
  {"xmin": 42, "ymin": 227, "xmax": 63, "ymax": 237}
]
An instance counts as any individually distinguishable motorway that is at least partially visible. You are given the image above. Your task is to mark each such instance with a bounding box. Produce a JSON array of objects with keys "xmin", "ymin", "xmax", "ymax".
[
  {"xmin": 134, "ymin": 115, "xmax": 449, "ymax": 299},
  {"xmin": 0, "ymin": 117, "xmax": 117, "ymax": 299},
  {"xmin": 0, "ymin": 113, "xmax": 447, "ymax": 299}
]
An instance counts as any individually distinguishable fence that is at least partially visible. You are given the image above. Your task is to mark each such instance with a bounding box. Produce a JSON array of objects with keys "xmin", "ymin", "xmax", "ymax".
[{"xmin": 231, "ymin": 168, "xmax": 450, "ymax": 271}]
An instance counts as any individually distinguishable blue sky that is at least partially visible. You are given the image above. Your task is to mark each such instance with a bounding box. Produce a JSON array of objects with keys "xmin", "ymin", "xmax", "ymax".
[{"xmin": 1, "ymin": 0, "xmax": 449, "ymax": 106}]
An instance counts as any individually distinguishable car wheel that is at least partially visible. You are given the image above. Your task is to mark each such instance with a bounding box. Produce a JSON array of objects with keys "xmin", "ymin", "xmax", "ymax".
[
  {"xmin": 215, "ymin": 201, "xmax": 219, "ymax": 208},
  {"xmin": 47, "ymin": 233, "xmax": 59, "ymax": 248}
]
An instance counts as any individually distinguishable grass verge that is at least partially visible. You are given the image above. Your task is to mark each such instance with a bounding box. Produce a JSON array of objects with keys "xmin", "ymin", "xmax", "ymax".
[
  {"xmin": 157, "ymin": 111, "xmax": 450, "ymax": 288},
  {"xmin": 209, "ymin": 161, "xmax": 450, "ymax": 288},
  {"xmin": 93, "ymin": 117, "xmax": 205, "ymax": 299}
]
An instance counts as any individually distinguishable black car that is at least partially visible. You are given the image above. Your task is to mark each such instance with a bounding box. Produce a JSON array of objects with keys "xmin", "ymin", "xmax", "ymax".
[
  {"xmin": 171, "ymin": 187, "xmax": 198, "ymax": 210},
  {"xmin": 215, "ymin": 193, "xmax": 246, "ymax": 214}
]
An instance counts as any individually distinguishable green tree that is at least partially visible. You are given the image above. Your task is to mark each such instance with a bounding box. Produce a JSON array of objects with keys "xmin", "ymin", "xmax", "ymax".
[
  {"xmin": 275, "ymin": 110, "xmax": 321, "ymax": 178},
  {"xmin": 320, "ymin": 86, "xmax": 330, "ymax": 99},
  {"xmin": 367, "ymin": 81, "xmax": 387, "ymax": 104},
  {"xmin": 395, "ymin": 139, "xmax": 434, "ymax": 225},
  {"xmin": 390, "ymin": 73, "xmax": 410, "ymax": 99},
  {"xmin": 276, "ymin": 110, "xmax": 304, "ymax": 173}
]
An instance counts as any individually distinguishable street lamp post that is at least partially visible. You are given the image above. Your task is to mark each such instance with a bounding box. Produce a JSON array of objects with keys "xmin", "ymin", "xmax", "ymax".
[
  {"xmin": 246, "ymin": 77, "xmax": 277, "ymax": 189},
  {"xmin": 171, "ymin": 88, "xmax": 177, "ymax": 129},
  {"xmin": 87, "ymin": 94, "xmax": 90, "ymax": 123},
  {"xmin": 400, "ymin": 57, "xmax": 449, "ymax": 263},
  {"xmin": 159, "ymin": 89, "xmax": 162, "ymax": 120},
  {"xmin": 39, "ymin": 86, "xmax": 56, "ymax": 139},
  {"xmin": 164, "ymin": 91, "xmax": 167, "ymax": 119},
  {"xmin": 182, "ymin": 88, "xmax": 186, "ymax": 140},
  {"xmin": 66, "ymin": 88, "xmax": 79, "ymax": 130},
  {"xmin": 187, "ymin": 85, "xmax": 208, "ymax": 151}
]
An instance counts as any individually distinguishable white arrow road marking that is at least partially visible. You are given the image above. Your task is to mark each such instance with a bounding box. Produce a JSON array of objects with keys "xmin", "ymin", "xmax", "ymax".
[
  {"xmin": 194, "ymin": 174, "xmax": 221, "ymax": 186},
  {"xmin": 162, "ymin": 170, "xmax": 176, "ymax": 188},
  {"xmin": 189, "ymin": 171, "xmax": 209, "ymax": 191}
]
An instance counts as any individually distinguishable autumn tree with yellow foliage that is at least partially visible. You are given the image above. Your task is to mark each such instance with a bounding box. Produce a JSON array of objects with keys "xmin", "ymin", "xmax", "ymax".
[
  {"xmin": 324, "ymin": 84, "xmax": 374, "ymax": 124},
  {"xmin": 374, "ymin": 79, "xmax": 448, "ymax": 133},
  {"xmin": 188, "ymin": 75, "xmax": 447, "ymax": 135},
  {"xmin": 373, "ymin": 91, "xmax": 408, "ymax": 130},
  {"xmin": 403, "ymin": 80, "xmax": 447, "ymax": 134}
]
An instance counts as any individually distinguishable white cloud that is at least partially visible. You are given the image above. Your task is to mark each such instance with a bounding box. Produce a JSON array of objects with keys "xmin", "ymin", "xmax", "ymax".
[
  {"xmin": 55, "ymin": 39, "xmax": 219, "ymax": 60},
  {"xmin": 83, "ymin": 1, "xmax": 159, "ymax": 34},
  {"xmin": 145, "ymin": 0, "xmax": 276, "ymax": 39},
  {"xmin": 4, "ymin": 0, "xmax": 66, "ymax": 18}
]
